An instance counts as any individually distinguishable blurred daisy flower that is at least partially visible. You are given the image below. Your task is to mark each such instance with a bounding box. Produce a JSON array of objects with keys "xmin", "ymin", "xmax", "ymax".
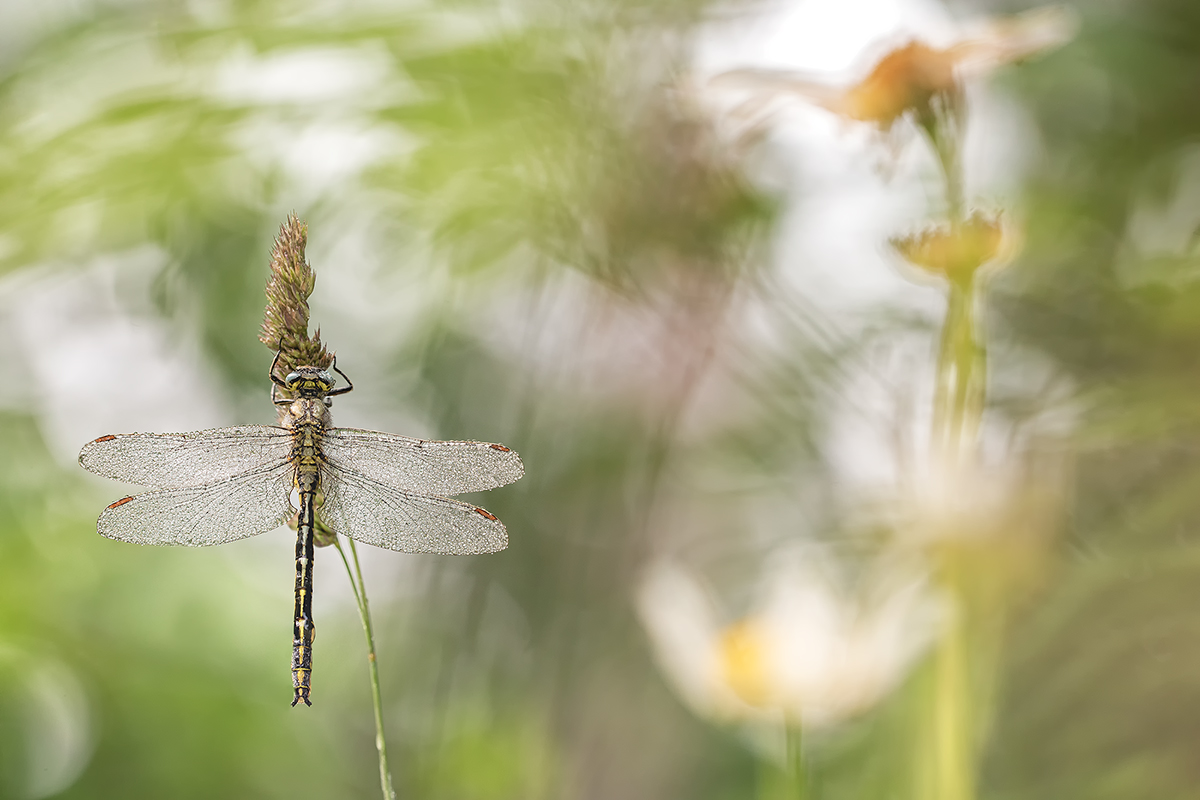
[
  {"xmin": 637, "ymin": 551, "xmax": 944, "ymax": 729},
  {"xmin": 711, "ymin": 5, "xmax": 1077, "ymax": 133},
  {"xmin": 896, "ymin": 448, "xmax": 1067, "ymax": 549},
  {"xmin": 890, "ymin": 211, "xmax": 1017, "ymax": 282}
]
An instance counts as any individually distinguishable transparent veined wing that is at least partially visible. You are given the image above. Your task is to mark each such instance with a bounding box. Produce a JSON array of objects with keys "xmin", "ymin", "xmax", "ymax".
[
  {"xmin": 322, "ymin": 428, "xmax": 524, "ymax": 495},
  {"xmin": 97, "ymin": 461, "xmax": 296, "ymax": 546},
  {"xmin": 79, "ymin": 426, "xmax": 293, "ymax": 489},
  {"xmin": 319, "ymin": 462, "xmax": 508, "ymax": 555}
]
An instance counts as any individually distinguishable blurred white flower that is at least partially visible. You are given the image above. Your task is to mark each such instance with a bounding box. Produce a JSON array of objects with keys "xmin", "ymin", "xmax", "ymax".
[
  {"xmin": 892, "ymin": 447, "xmax": 1067, "ymax": 549},
  {"xmin": 710, "ymin": 5, "xmax": 1077, "ymax": 133},
  {"xmin": 637, "ymin": 551, "xmax": 944, "ymax": 729}
]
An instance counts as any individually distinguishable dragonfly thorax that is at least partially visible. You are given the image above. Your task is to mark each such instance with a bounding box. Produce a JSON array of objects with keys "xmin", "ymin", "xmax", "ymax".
[
  {"xmin": 284, "ymin": 367, "xmax": 336, "ymax": 398},
  {"xmin": 281, "ymin": 396, "xmax": 332, "ymax": 429}
]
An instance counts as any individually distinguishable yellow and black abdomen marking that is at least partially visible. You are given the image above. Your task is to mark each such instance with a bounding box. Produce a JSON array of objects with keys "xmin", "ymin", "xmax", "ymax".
[{"xmin": 290, "ymin": 422, "xmax": 324, "ymax": 707}]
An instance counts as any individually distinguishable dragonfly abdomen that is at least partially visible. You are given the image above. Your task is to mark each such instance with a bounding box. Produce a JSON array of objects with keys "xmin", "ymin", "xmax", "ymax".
[{"xmin": 290, "ymin": 421, "xmax": 324, "ymax": 707}]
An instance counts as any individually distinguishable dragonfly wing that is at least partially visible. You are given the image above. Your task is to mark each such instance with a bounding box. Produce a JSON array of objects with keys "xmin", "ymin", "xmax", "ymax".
[
  {"xmin": 321, "ymin": 428, "xmax": 523, "ymax": 496},
  {"xmin": 79, "ymin": 426, "xmax": 293, "ymax": 488},
  {"xmin": 320, "ymin": 464, "xmax": 508, "ymax": 555},
  {"xmin": 98, "ymin": 461, "xmax": 295, "ymax": 546}
]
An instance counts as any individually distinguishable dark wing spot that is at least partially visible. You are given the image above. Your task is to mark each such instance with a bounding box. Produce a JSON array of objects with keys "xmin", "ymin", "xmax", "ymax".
[
  {"xmin": 106, "ymin": 496, "xmax": 135, "ymax": 510},
  {"xmin": 489, "ymin": 444, "xmax": 511, "ymax": 452},
  {"xmin": 474, "ymin": 507, "xmax": 498, "ymax": 521},
  {"xmin": 94, "ymin": 435, "xmax": 117, "ymax": 443}
]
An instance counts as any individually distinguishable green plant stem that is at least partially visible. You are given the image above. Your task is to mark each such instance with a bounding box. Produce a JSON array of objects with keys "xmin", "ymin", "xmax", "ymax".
[
  {"xmin": 932, "ymin": 599, "xmax": 973, "ymax": 800},
  {"xmin": 918, "ymin": 95, "xmax": 965, "ymax": 223},
  {"xmin": 926, "ymin": 268, "xmax": 985, "ymax": 800},
  {"xmin": 934, "ymin": 277, "xmax": 985, "ymax": 463},
  {"xmin": 785, "ymin": 725, "xmax": 808, "ymax": 800},
  {"xmin": 754, "ymin": 726, "xmax": 810, "ymax": 800},
  {"xmin": 926, "ymin": 120, "xmax": 987, "ymax": 799},
  {"xmin": 334, "ymin": 537, "xmax": 396, "ymax": 800}
]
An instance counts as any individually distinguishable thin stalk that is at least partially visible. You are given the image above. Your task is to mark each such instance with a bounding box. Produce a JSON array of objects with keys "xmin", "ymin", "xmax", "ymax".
[
  {"xmin": 926, "ymin": 275, "xmax": 985, "ymax": 800},
  {"xmin": 785, "ymin": 724, "xmax": 808, "ymax": 800},
  {"xmin": 932, "ymin": 599, "xmax": 973, "ymax": 800},
  {"xmin": 930, "ymin": 286, "xmax": 957, "ymax": 458},
  {"xmin": 334, "ymin": 537, "xmax": 396, "ymax": 800},
  {"xmin": 924, "ymin": 94, "xmax": 984, "ymax": 800},
  {"xmin": 935, "ymin": 278, "xmax": 984, "ymax": 463}
]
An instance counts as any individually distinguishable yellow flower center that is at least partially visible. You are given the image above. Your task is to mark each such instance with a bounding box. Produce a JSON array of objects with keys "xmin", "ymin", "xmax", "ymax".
[{"xmin": 717, "ymin": 620, "xmax": 772, "ymax": 708}]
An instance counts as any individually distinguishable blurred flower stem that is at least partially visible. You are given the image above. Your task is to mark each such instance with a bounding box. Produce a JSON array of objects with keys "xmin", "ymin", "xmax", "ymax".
[
  {"xmin": 334, "ymin": 537, "xmax": 397, "ymax": 800},
  {"xmin": 260, "ymin": 216, "xmax": 395, "ymax": 800},
  {"xmin": 922, "ymin": 109, "xmax": 985, "ymax": 800},
  {"xmin": 918, "ymin": 98, "xmax": 965, "ymax": 224},
  {"xmin": 932, "ymin": 275, "xmax": 985, "ymax": 462},
  {"xmin": 753, "ymin": 726, "xmax": 809, "ymax": 800},
  {"xmin": 786, "ymin": 725, "xmax": 809, "ymax": 800}
]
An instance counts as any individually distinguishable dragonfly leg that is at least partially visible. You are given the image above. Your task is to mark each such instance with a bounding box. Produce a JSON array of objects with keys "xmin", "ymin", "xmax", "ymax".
[
  {"xmin": 326, "ymin": 355, "xmax": 355, "ymax": 397},
  {"xmin": 269, "ymin": 339, "xmax": 289, "ymax": 388},
  {"xmin": 270, "ymin": 340, "xmax": 293, "ymax": 407}
]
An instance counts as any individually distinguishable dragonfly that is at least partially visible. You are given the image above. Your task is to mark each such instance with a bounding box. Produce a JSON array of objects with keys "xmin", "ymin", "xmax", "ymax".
[{"xmin": 78, "ymin": 348, "xmax": 523, "ymax": 706}]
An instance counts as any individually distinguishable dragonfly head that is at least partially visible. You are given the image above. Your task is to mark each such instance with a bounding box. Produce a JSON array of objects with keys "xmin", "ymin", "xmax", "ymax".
[{"xmin": 284, "ymin": 367, "xmax": 336, "ymax": 398}]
